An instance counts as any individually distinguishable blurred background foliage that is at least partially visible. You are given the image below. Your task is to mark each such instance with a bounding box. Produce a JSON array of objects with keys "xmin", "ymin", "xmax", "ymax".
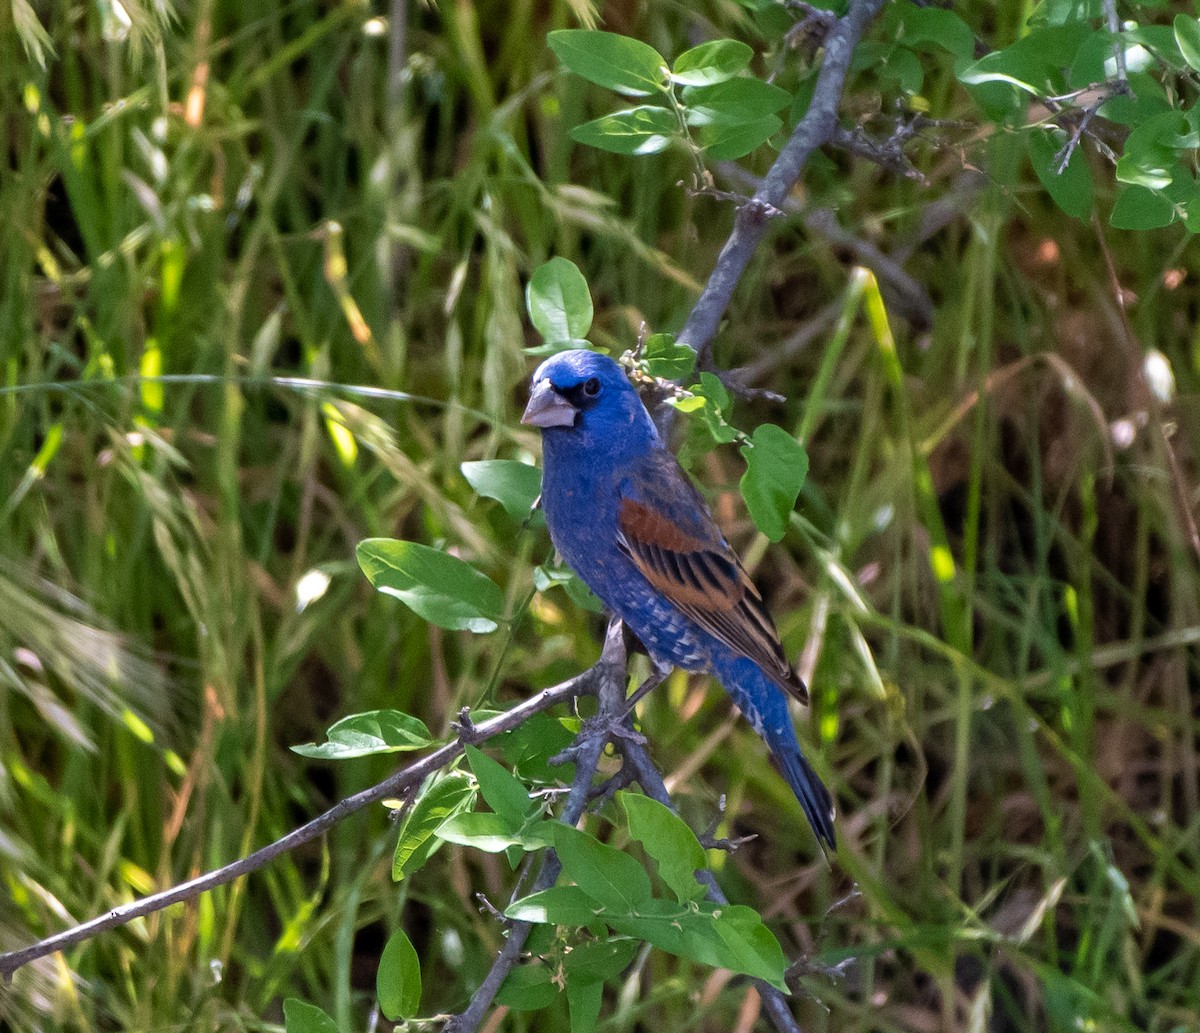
[{"xmin": 1, "ymin": 0, "xmax": 1198, "ymax": 1030}]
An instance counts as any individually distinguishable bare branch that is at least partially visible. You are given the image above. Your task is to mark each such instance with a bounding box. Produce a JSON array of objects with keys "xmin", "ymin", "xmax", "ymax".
[
  {"xmin": 1103, "ymin": 0, "xmax": 1126, "ymax": 83},
  {"xmin": 830, "ymin": 123, "xmax": 927, "ymax": 184},
  {"xmin": 0, "ymin": 670, "xmax": 598, "ymax": 982},
  {"xmin": 714, "ymin": 160, "xmax": 933, "ymax": 330},
  {"xmin": 1043, "ymin": 80, "xmax": 1129, "ymax": 173},
  {"xmin": 677, "ymin": 0, "xmax": 889, "ymax": 369}
]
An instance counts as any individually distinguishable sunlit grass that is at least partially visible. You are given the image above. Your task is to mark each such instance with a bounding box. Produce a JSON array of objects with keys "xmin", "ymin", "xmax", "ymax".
[{"xmin": 1, "ymin": 1, "xmax": 1198, "ymax": 1031}]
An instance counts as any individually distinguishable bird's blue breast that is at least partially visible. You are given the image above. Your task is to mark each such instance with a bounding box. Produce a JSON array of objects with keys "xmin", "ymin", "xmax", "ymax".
[{"xmin": 540, "ymin": 433, "xmax": 712, "ymax": 673}]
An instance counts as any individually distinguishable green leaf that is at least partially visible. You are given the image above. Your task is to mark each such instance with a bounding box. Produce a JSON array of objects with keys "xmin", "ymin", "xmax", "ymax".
[
  {"xmin": 621, "ymin": 793, "xmax": 706, "ymax": 903},
  {"xmin": 567, "ymin": 981, "xmax": 603, "ymax": 1033},
  {"xmin": 526, "ymin": 258, "xmax": 593, "ymax": 345},
  {"xmin": 671, "ymin": 40, "xmax": 753, "ymax": 86},
  {"xmin": 1029, "ymin": 0, "xmax": 1102, "ymax": 27},
  {"xmin": 1069, "ymin": 30, "xmax": 1181, "ymax": 94},
  {"xmin": 641, "ymin": 333, "xmax": 695, "ymax": 379},
  {"xmin": 610, "ymin": 899, "xmax": 789, "ymax": 990},
  {"xmin": 357, "ymin": 538, "xmax": 504, "ymax": 633},
  {"xmin": 1027, "ymin": 128, "xmax": 1094, "ymax": 220},
  {"xmin": 893, "ymin": 3, "xmax": 975, "ymax": 60},
  {"xmin": 1115, "ymin": 151, "xmax": 1175, "ymax": 191},
  {"xmin": 1130, "ymin": 25, "xmax": 1191, "ymax": 74},
  {"xmin": 882, "ymin": 46, "xmax": 924, "ymax": 95},
  {"xmin": 739, "ymin": 424, "xmax": 808, "ymax": 542},
  {"xmin": 1113, "ymin": 111, "xmax": 1200, "ymax": 193},
  {"xmin": 392, "ymin": 772, "xmax": 476, "ymax": 881},
  {"xmin": 1175, "ymin": 15, "xmax": 1200, "ymax": 72},
  {"xmin": 533, "ymin": 564, "xmax": 605, "ymax": 613},
  {"xmin": 461, "ymin": 460, "xmax": 542, "ymax": 520},
  {"xmin": 507, "ymin": 887, "xmax": 787, "ymax": 990},
  {"xmin": 465, "ymin": 745, "xmax": 538, "ymax": 824},
  {"xmin": 548, "ymin": 30, "xmax": 667, "ymax": 97},
  {"xmin": 700, "ymin": 115, "xmax": 782, "ymax": 160},
  {"xmin": 283, "ymin": 999, "xmax": 339, "ymax": 1033},
  {"xmin": 497, "ymin": 711, "xmax": 578, "ymax": 784},
  {"xmin": 690, "ymin": 372, "xmax": 738, "ymax": 444},
  {"xmin": 1109, "ymin": 184, "xmax": 1178, "ymax": 230},
  {"xmin": 562, "ymin": 937, "xmax": 640, "ymax": 983},
  {"xmin": 377, "ymin": 929, "xmax": 421, "ymax": 1022},
  {"xmin": 552, "ymin": 824, "xmax": 654, "ymax": 912},
  {"xmin": 523, "ymin": 337, "xmax": 594, "ymax": 357},
  {"xmin": 1115, "ymin": 113, "xmax": 1192, "ymax": 190},
  {"xmin": 682, "ymin": 77, "xmax": 791, "ymax": 126},
  {"xmin": 291, "ymin": 710, "xmax": 433, "ymax": 760},
  {"xmin": 570, "ymin": 106, "xmax": 678, "ymax": 155},
  {"xmin": 435, "ymin": 812, "xmax": 516, "ymax": 851},
  {"xmin": 506, "ymin": 885, "xmax": 606, "ymax": 925},
  {"xmin": 959, "ymin": 24, "xmax": 1090, "ymax": 96},
  {"xmin": 669, "ymin": 393, "xmax": 707, "ymax": 414},
  {"xmin": 436, "ymin": 809, "xmax": 556, "ymax": 853},
  {"xmin": 1094, "ymin": 73, "xmax": 1172, "ymax": 127},
  {"xmin": 495, "ymin": 964, "xmax": 559, "ymax": 1011}
]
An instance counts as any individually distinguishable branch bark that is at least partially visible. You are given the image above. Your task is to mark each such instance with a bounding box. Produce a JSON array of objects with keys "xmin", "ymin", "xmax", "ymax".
[{"xmin": 678, "ymin": 0, "xmax": 889, "ymax": 368}]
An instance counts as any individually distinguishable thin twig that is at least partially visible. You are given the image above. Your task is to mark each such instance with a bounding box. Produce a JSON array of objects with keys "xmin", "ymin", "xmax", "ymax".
[
  {"xmin": 451, "ymin": 618, "xmax": 811, "ymax": 1033},
  {"xmin": 698, "ymin": 796, "xmax": 758, "ymax": 852},
  {"xmin": 677, "ymin": 0, "xmax": 889, "ymax": 369},
  {"xmin": 714, "ymin": 161, "xmax": 933, "ymax": 330},
  {"xmin": 1047, "ymin": 80, "xmax": 1128, "ymax": 173},
  {"xmin": 0, "ymin": 671, "xmax": 598, "ymax": 981},
  {"xmin": 444, "ymin": 737, "xmax": 608, "ymax": 1033},
  {"xmin": 1041, "ymin": 0, "xmax": 1129, "ymax": 173},
  {"xmin": 830, "ymin": 123, "xmax": 927, "ymax": 184},
  {"xmin": 1103, "ymin": 0, "xmax": 1126, "ymax": 83}
]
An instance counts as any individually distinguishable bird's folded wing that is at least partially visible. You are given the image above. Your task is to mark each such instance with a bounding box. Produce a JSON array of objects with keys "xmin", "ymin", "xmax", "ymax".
[{"xmin": 616, "ymin": 487, "xmax": 808, "ymax": 705}]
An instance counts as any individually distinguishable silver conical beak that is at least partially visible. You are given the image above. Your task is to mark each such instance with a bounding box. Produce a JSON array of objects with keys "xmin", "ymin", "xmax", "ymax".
[{"xmin": 521, "ymin": 379, "xmax": 577, "ymax": 428}]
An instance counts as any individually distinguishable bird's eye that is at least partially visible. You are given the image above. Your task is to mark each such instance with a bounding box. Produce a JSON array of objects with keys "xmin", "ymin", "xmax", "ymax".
[{"xmin": 582, "ymin": 377, "xmax": 601, "ymax": 398}]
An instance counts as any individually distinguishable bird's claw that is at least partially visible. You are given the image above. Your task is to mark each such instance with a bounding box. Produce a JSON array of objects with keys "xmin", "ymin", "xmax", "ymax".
[{"xmin": 549, "ymin": 712, "xmax": 646, "ymax": 770}]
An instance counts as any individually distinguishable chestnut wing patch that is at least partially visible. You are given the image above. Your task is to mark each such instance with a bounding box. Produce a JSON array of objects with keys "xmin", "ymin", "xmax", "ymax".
[{"xmin": 617, "ymin": 497, "xmax": 808, "ymax": 703}]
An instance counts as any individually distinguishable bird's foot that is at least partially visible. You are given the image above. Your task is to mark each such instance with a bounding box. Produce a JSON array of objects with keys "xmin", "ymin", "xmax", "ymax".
[
  {"xmin": 550, "ymin": 712, "xmax": 647, "ymax": 770},
  {"xmin": 587, "ymin": 765, "xmax": 637, "ymax": 807}
]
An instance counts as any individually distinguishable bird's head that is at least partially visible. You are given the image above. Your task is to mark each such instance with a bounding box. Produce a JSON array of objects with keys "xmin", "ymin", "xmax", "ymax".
[{"xmin": 521, "ymin": 349, "xmax": 658, "ymax": 448}]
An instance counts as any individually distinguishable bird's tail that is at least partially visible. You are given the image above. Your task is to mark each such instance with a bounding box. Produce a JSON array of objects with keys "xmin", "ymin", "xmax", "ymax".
[
  {"xmin": 764, "ymin": 724, "xmax": 836, "ymax": 850},
  {"xmin": 716, "ymin": 655, "xmax": 836, "ymax": 849}
]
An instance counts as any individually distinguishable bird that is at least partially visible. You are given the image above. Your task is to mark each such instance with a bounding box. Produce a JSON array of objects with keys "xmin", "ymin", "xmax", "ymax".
[{"xmin": 522, "ymin": 348, "xmax": 835, "ymax": 848}]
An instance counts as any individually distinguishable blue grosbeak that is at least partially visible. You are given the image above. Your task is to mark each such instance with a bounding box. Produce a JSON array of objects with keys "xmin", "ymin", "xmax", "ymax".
[{"xmin": 522, "ymin": 349, "xmax": 835, "ymax": 848}]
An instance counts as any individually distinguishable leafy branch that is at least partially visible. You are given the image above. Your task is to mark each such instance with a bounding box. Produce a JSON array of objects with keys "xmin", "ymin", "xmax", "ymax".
[
  {"xmin": 678, "ymin": 0, "xmax": 889, "ymax": 368},
  {"xmin": 0, "ymin": 668, "xmax": 596, "ymax": 982},
  {"xmin": 2, "ymin": 0, "xmax": 897, "ymax": 1025}
]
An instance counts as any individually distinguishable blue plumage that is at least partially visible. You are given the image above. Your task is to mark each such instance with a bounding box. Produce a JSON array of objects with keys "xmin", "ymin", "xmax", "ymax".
[{"xmin": 522, "ymin": 349, "xmax": 835, "ymax": 848}]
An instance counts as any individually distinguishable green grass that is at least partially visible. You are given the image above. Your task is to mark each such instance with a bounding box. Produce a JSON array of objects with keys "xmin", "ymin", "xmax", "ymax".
[{"xmin": 2, "ymin": 1, "xmax": 1199, "ymax": 1031}]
